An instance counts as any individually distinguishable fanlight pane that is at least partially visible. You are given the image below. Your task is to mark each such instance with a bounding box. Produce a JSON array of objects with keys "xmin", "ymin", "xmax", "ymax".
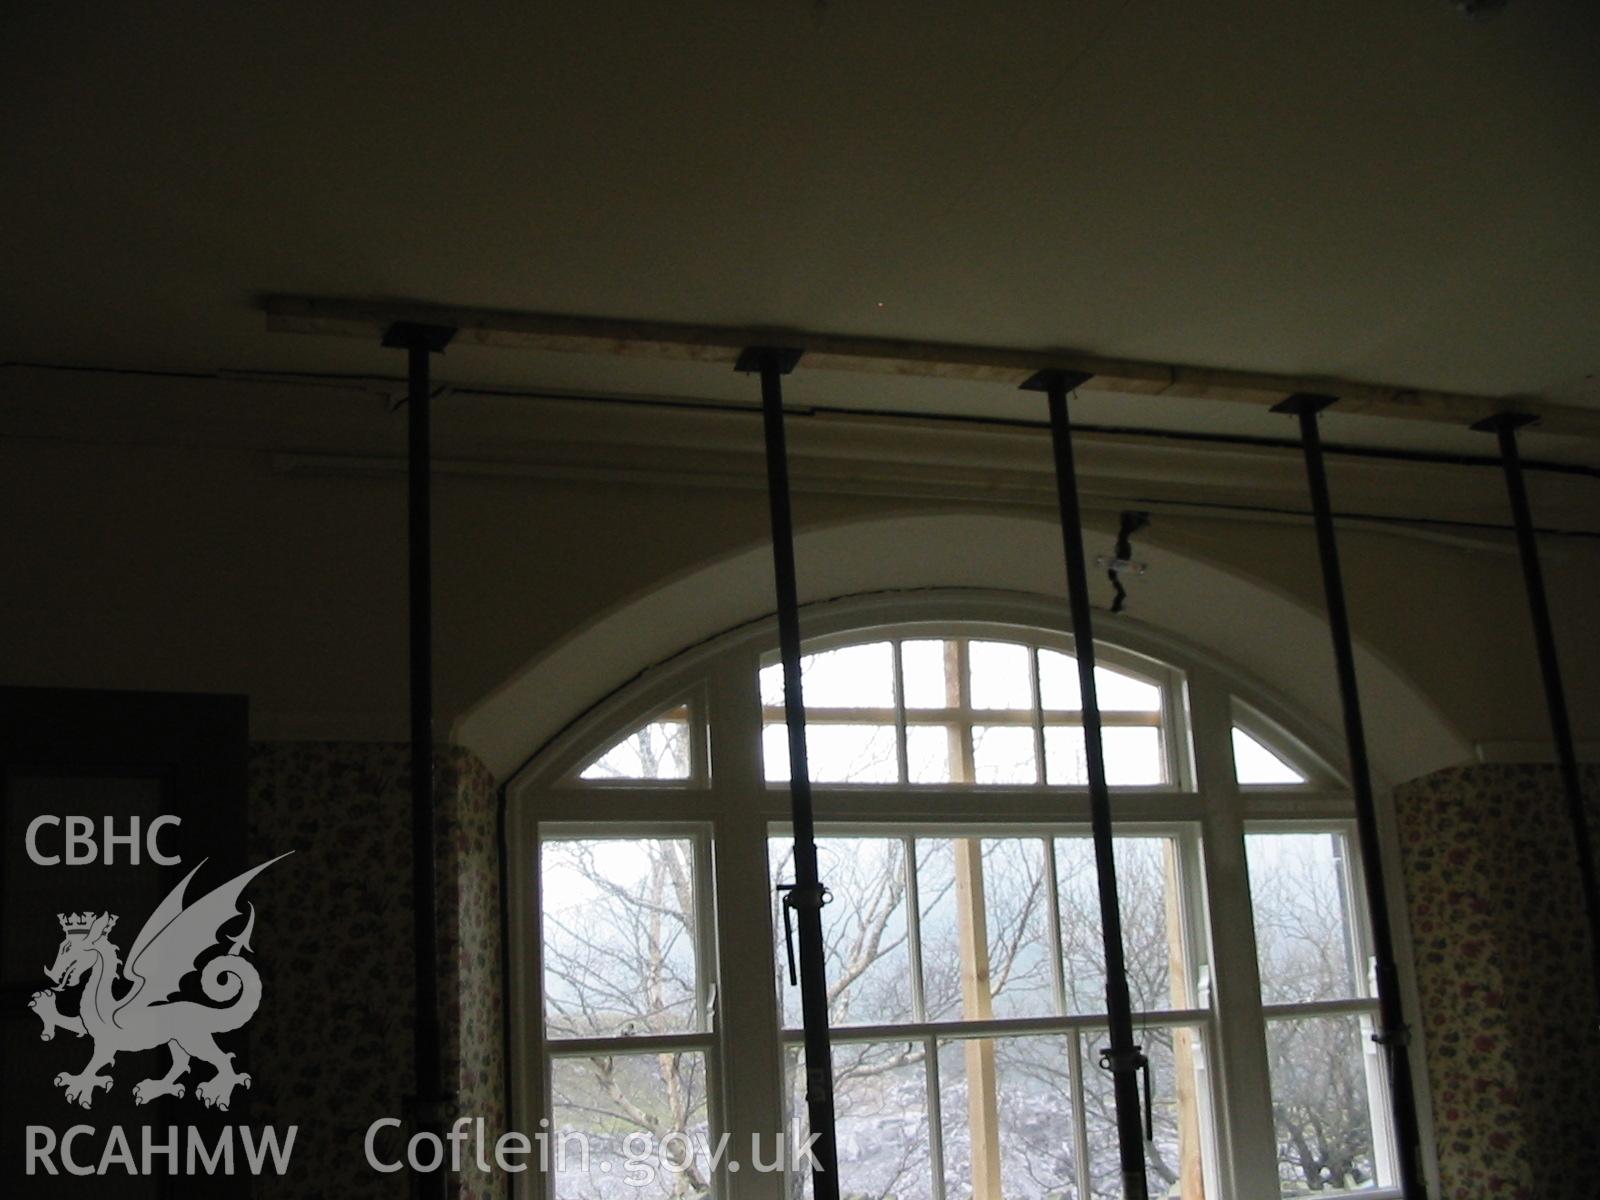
[
  {"xmin": 969, "ymin": 640, "xmax": 1033, "ymax": 709},
  {"xmin": 906, "ymin": 724, "xmax": 953, "ymax": 783},
  {"xmin": 1038, "ymin": 648, "xmax": 1080, "ymax": 710},
  {"xmin": 1038, "ymin": 649, "xmax": 1162, "ymax": 712},
  {"xmin": 1232, "ymin": 727, "xmax": 1306, "ymax": 785},
  {"xmin": 1095, "ymin": 668, "xmax": 1163, "ymax": 713},
  {"xmin": 759, "ymin": 641, "xmax": 895, "ymax": 709},
  {"xmin": 578, "ymin": 705, "xmax": 692, "ymax": 780},
  {"xmin": 971, "ymin": 725, "xmax": 1038, "ymax": 784},
  {"xmin": 763, "ymin": 722, "xmax": 899, "ymax": 784},
  {"xmin": 901, "ymin": 639, "xmax": 949, "ymax": 708},
  {"xmin": 1043, "ymin": 726, "xmax": 1165, "ymax": 786}
]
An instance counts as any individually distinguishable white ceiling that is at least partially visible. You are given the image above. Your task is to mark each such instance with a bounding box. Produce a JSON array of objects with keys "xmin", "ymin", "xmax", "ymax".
[{"xmin": 5, "ymin": 1, "xmax": 1600, "ymax": 463}]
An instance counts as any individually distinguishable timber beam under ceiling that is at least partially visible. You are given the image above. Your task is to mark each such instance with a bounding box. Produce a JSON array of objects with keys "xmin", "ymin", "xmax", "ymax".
[{"xmin": 261, "ymin": 295, "xmax": 1600, "ymax": 440}]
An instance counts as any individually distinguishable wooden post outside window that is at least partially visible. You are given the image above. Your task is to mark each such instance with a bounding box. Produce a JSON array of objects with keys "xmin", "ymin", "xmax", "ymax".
[
  {"xmin": 1163, "ymin": 839, "xmax": 1205, "ymax": 1198},
  {"xmin": 946, "ymin": 640, "xmax": 1004, "ymax": 1199}
]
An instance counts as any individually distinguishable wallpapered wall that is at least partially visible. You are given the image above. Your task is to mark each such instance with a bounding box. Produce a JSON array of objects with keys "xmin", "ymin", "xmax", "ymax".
[
  {"xmin": 1394, "ymin": 762, "xmax": 1600, "ymax": 1200},
  {"xmin": 246, "ymin": 743, "xmax": 504, "ymax": 1200},
  {"xmin": 438, "ymin": 748, "xmax": 508, "ymax": 1200}
]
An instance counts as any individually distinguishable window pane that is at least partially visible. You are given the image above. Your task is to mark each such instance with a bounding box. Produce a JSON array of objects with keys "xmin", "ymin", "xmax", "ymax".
[
  {"xmin": 1052, "ymin": 837, "xmax": 1103, "ymax": 1014},
  {"xmin": 1246, "ymin": 832, "xmax": 1362, "ymax": 1004},
  {"xmin": 1043, "ymin": 725, "xmax": 1088, "ymax": 785},
  {"xmin": 1081, "ymin": 1026, "xmax": 1210, "ymax": 1199},
  {"xmin": 1266, "ymin": 1015, "xmax": 1385, "ymax": 1196},
  {"xmin": 764, "ymin": 722, "xmax": 899, "ymax": 783},
  {"xmin": 1104, "ymin": 726, "xmax": 1164, "ymax": 786},
  {"xmin": 579, "ymin": 708, "xmax": 691, "ymax": 780},
  {"xmin": 770, "ymin": 837, "xmax": 915, "ymax": 1028},
  {"xmin": 1234, "ymin": 727, "xmax": 1307, "ymax": 785},
  {"xmin": 550, "ymin": 1051, "xmax": 710, "ymax": 1200},
  {"xmin": 938, "ymin": 1035, "xmax": 1078, "ymax": 1200},
  {"xmin": 541, "ymin": 838, "xmax": 700, "ymax": 1038},
  {"xmin": 906, "ymin": 724, "xmax": 953, "ymax": 784},
  {"xmin": 916, "ymin": 837, "xmax": 1055, "ymax": 1021},
  {"xmin": 902, "ymin": 639, "xmax": 950, "ymax": 709},
  {"xmin": 760, "ymin": 641, "xmax": 895, "ymax": 709},
  {"xmin": 1039, "ymin": 649, "xmax": 1162, "ymax": 713},
  {"xmin": 1053, "ymin": 837, "xmax": 1191, "ymax": 1014},
  {"xmin": 971, "ymin": 725, "xmax": 1038, "ymax": 784},
  {"xmin": 969, "ymin": 640, "xmax": 1033, "ymax": 710},
  {"xmin": 1095, "ymin": 669, "xmax": 1162, "ymax": 713},
  {"xmin": 1111, "ymin": 837, "xmax": 1187, "ymax": 1012},
  {"xmin": 916, "ymin": 838, "xmax": 963, "ymax": 1021},
  {"xmin": 1044, "ymin": 726, "xmax": 1165, "ymax": 786},
  {"xmin": 1038, "ymin": 648, "xmax": 1081, "ymax": 710},
  {"xmin": 980, "ymin": 838, "xmax": 1056, "ymax": 1018},
  {"xmin": 788, "ymin": 1042, "xmax": 934, "ymax": 1200}
]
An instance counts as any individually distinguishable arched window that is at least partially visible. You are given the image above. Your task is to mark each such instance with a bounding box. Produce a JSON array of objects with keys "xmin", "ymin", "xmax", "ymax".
[{"xmin": 508, "ymin": 594, "xmax": 1401, "ymax": 1200}]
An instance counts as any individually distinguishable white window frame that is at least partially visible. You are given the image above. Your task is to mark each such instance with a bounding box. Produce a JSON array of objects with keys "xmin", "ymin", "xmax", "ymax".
[
  {"xmin": 534, "ymin": 821, "xmax": 725, "ymax": 1193},
  {"xmin": 768, "ymin": 819, "xmax": 1216, "ymax": 1200},
  {"xmin": 505, "ymin": 590, "xmax": 1434, "ymax": 1200},
  {"xmin": 1245, "ymin": 819, "xmax": 1400, "ymax": 1194}
]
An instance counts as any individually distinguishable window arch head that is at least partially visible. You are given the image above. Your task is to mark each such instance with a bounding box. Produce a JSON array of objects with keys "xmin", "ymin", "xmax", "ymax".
[{"xmin": 546, "ymin": 593, "xmax": 1338, "ymax": 800}]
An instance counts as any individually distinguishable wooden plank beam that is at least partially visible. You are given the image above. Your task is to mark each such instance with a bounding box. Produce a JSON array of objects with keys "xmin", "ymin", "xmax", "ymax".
[
  {"xmin": 1164, "ymin": 840, "xmax": 1206, "ymax": 1199},
  {"xmin": 947, "ymin": 639, "xmax": 1005, "ymax": 1200},
  {"xmin": 259, "ymin": 294, "xmax": 1600, "ymax": 439},
  {"xmin": 955, "ymin": 839, "xmax": 1004, "ymax": 1200}
]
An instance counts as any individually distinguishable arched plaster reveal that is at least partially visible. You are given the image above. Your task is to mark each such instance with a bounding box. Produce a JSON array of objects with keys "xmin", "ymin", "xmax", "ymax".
[{"xmin": 456, "ymin": 511, "xmax": 1469, "ymax": 784}]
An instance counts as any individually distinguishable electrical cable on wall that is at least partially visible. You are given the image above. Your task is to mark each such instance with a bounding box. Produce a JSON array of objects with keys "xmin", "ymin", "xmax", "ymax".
[{"xmin": 1100, "ymin": 510, "xmax": 1151, "ymax": 614}]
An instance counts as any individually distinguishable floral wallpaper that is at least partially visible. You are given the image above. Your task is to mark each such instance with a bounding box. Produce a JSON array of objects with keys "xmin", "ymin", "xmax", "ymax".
[
  {"xmin": 246, "ymin": 742, "xmax": 505, "ymax": 1200},
  {"xmin": 1394, "ymin": 762, "xmax": 1600, "ymax": 1200},
  {"xmin": 438, "ymin": 747, "xmax": 506, "ymax": 1200}
]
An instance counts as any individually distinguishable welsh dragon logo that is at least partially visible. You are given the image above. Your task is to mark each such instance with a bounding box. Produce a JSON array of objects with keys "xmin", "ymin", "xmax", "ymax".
[{"xmin": 27, "ymin": 854, "xmax": 291, "ymax": 1111}]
